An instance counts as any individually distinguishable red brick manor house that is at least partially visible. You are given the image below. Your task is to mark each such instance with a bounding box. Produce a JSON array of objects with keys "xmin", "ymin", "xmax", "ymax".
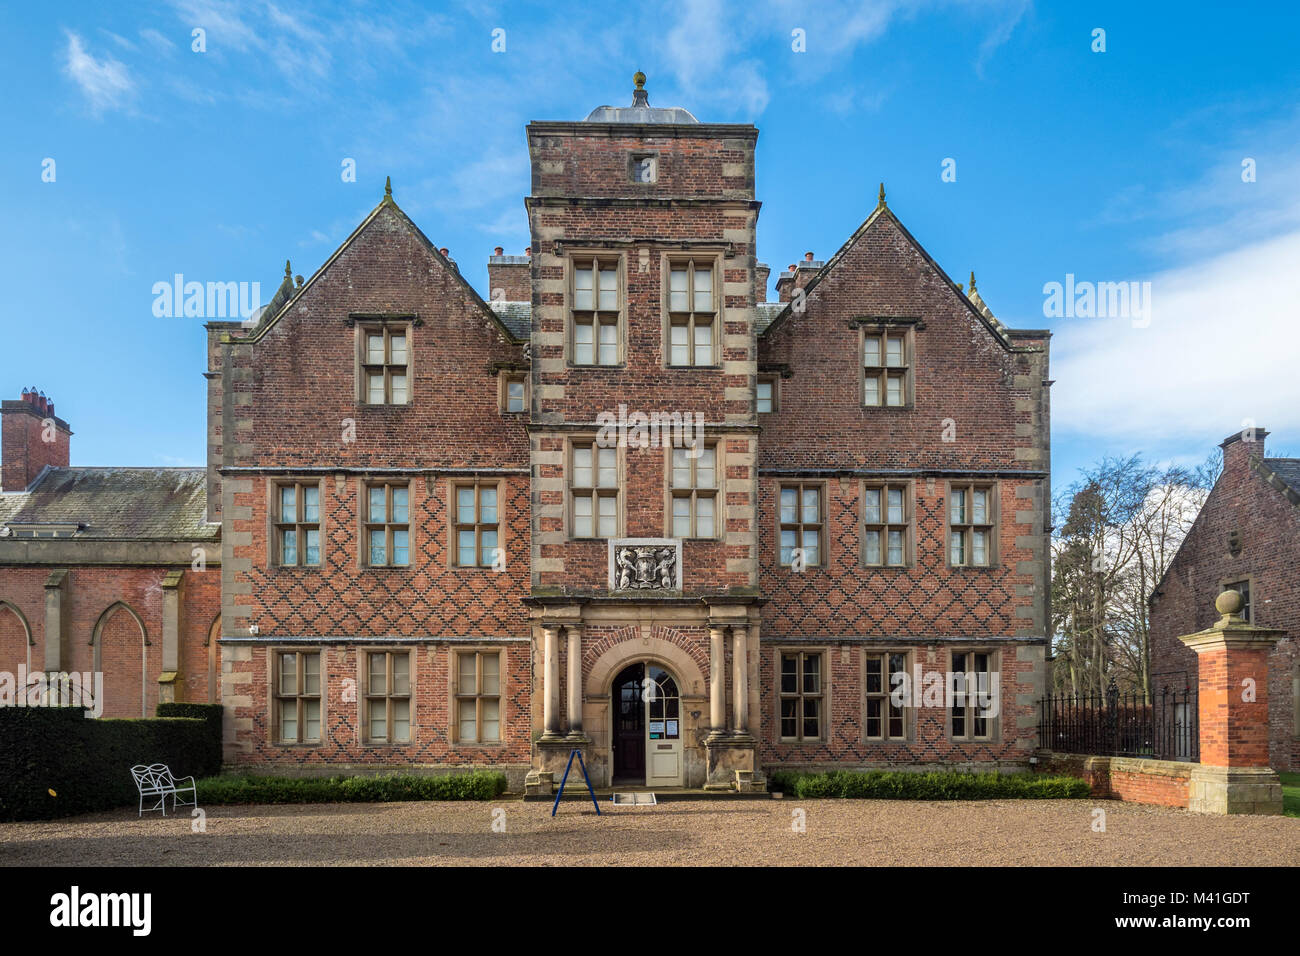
[{"xmin": 0, "ymin": 77, "xmax": 1052, "ymax": 791}]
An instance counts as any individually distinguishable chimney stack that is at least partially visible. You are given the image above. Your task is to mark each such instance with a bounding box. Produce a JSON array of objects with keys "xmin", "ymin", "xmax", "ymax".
[
  {"xmin": 755, "ymin": 262, "xmax": 770, "ymax": 304},
  {"xmin": 487, "ymin": 246, "xmax": 531, "ymax": 303},
  {"xmin": 1221, "ymin": 427, "xmax": 1269, "ymax": 476},
  {"xmin": 2, "ymin": 387, "xmax": 72, "ymax": 492}
]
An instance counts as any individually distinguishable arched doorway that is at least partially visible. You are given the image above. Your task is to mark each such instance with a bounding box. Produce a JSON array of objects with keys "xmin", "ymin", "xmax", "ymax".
[{"xmin": 610, "ymin": 661, "xmax": 684, "ymax": 787}]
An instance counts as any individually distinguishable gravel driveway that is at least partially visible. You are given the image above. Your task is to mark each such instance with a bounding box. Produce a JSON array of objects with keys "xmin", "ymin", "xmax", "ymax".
[{"xmin": 2, "ymin": 798, "xmax": 1297, "ymax": 866}]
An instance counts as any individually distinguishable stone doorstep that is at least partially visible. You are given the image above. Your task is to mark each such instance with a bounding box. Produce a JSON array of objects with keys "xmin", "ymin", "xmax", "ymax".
[{"xmin": 525, "ymin": 787, "xmax": 773, "ymax": 803}]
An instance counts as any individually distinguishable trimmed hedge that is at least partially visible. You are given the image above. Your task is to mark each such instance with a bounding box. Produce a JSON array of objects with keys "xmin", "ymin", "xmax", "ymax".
[
  {"xmin": 766, "ymin": 769, "xmax": 1090, "ymax": 800},
  {"xmin": 0, "ymin": 704, "xmax": 223, "ymax": 821},
  {"xmin": 196, "ymin": 771, "xmax": 509, "ymax": 805},
  {"xmin": 156, "ymin": 702, "xmax": 223, "ymax": 772}
]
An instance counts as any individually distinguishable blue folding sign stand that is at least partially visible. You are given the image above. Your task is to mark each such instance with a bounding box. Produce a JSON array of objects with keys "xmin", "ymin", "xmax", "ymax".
[{"xmin": 551, "ymin": 748, "xmax": 601, "ymax": 817}]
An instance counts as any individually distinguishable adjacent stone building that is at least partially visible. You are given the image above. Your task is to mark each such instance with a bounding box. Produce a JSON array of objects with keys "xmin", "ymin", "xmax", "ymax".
[
  {"xmin": 208, "ymin": 76, "xmax": 1052, "ymax": 790},
  {"xmin": 0, "ymin": 389, "xmax": 222, "ymax": 716},
  {"xmin": 1149, "ymin": 429, "xmax": 1300, "ymax": 772}
]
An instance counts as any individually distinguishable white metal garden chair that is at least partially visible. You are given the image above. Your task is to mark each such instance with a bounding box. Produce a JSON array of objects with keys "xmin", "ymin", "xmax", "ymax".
[{"xmin": 130, "ymin": 764, "xmax": 198, "ymax": 817}]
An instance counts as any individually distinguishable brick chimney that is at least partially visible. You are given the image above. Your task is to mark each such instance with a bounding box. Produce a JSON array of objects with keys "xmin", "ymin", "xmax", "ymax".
[
  {"xmin": 775, "ymin": 253, "xmax": 824, "ymax": 304},
  {"xmin": 755, "ymin": 262, "xmax": 770, "ymax": 304},
  {"xmin": 2, "ymin": 387, "xmax": 72, "ymax": 491},
  {"xmin": 1220, "ymin": 427, "xmax": 1268, "ymax": 475},
  {"xmin": 488, "ymin": 246, "xmax": 531, "ymax": 302}
]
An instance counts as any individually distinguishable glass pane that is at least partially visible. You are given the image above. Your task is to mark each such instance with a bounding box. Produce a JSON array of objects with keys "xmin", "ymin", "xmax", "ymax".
[
  {"xmin": 865, "ymin": 657, "xmax": 882, "ymax": 694},
  {"xmin": 369, "ymin": 654, "xmax": 386, "ymax": 695},
  {"xmin": 597, "ymin": 321, "xmax": 618, "ymax": 365},
  {"xmin": 757, "ymin": 381, "xmax": 772, "ymax": 412},
  {"xmin": 693, "ymin": 267, "xmax": 712, "ymax": 311},
  {"xmin": 669, "ymin": 269, "xmax": 687, "ymax": 312},
  {"xmin": 304, "ymin": 529, "xmax": 320, "ymax": 566},
  {"xmin": 458, "ymin": 530, "xmax": 476, "ymax": 566},
  {"xmin": 302, "ymin": 485, "xmax": 318, "ymax": 522},
  {"xmin": 803, "ymin": 655, "xmax": 820, "ymax": 694},
  {"xmin": 281, "ymin": 529, "xmax": 296, "ymax": 565},
  {"xmin": 455, "ymin": 486, "xmax": 476, "ymax": 525},
  {"xmin": 973, "ymin": 489, "xmax": 988, "ymax": 524},
  {"xmin": 279, "ymin": 701, "xmax": 297, "ymax": 742},
  {"xmin": 481, "ymin": 698, "xmax": 500, "ymax": 743},
  {"xmin": 885, "ymin": 336, "xmax": 904, "ymax": 367},
  {"xmin": 779, "ymin": 487, "xmax": 797, "ymax": 523},
  {"xmin": 864, "ymin": 374, "xmax": 879, "ymax": 406},
  {"xmin": 597, "ymin": 495, "xmax": 617, "ymax": 537},
  {"xmin": 390, "ymin": 373, "xmax": 407, "ymax": 405},
  {"xmin": 458, "ymin": 699, "xmax": 476, "ymax": 742},
  {"xmin": 367, "ymin": 333, "xmax": 384, "ymax": 364},
  {"xmin": 887, "ymin": 529, "xmax": 903, "ymax": 565},
  {"xmin": 370, "ymin": 529, "xmax": 387, "ymax": 566},
  {"xmin": 572, "ymin": 447, "xmax": 593, "ymax": 488},
  {"xmin": 458, "ymin": 656, "xmax": 478, "ymax": 695},
  {"xmin": 950, "ymin": 531, "xmax": 965, "ymax": 565},
  {"xmin": 507, "ymin": 381, "xmax": 524, "ymax": 411},
  {"xmin": 779, "ymin": 529, "xmax": 796, "ymax": 565},
  {"xmin": 391, "ymin": 486, "xmax": 408, "ymax": 523},
  {"xmin": 573, "ymin": 494, "xmax": 593, "ymax": 537},
  {"xmin": 780, "ymin": 700, "xmax": 798, "ymax": 738},
  {"xmin": 369, "ymin": 487, "xmax": 386, "ymax": 522},
  {"xmin": 865, "ymin": 529, "xmax": 880, "ymax": 565},
  {"xmin": 697, "ymin": 447, "xmax": 715, "ymax": 488},
  {"xmin": 392, "ymin": 699, "xmax": 410, "ymax": 743},
  {"xmin": 863, "ymin": 487, "xmax": 880, "ymax": 523},
  {"xmin": 478, "ymin": 486, "xmax": 498, "ymax": 524},
  {"xmin": 574, "ymin": 267, "xmax": 593, "ymax": 310},
  {"xmin": 672, "ymin": 496, "xmax": 691, "ymax": 537},
  {"xmin": 887, "ymin": 488, "xmax": 903, "ymax": 523},
  {"xmin": 392, "ymin": 529, "xmax": 408, "ymax": 565},
  {"xmin": 670, "ymin": 322, "xmax": 689, "ymax": 365},
  {"xmin": 672, "ymin": 448, "xmax": 692, "ymax": 488},
  {"xmin": 693, "ymin": 322, "xmax": 712, "ymax": 365},
  {"xmin": 803, "ymin": 698, "xmax": 820, "ymax": 739},
  {"xmin": 279, "ymin": 654, "xmax": 297, "ymax": 695},
  {"xmin": 696, "ymin": 496, "xmax": 714, "ymax": 537},
  {"xmin": 481, "ymin": 654, "xmax": 500, "ymax": 695},
  {"xmin": 479, "ymin": 530, "xmax": 497, "ymax": 566},
  {"xmin": 598, "ymin": 267, "xmax": 617, "ymax": 310},
  {"xmin": 886, "ymin": 375, "xmax": 903, "ymax": 406},
  {"xmin": 392, "ymin": 654, "xmax": 409, "ymax": 695},
  {"xmin": 863, "ymin": 336, "xmax": 880, "ymax": 367},
  {"xmin": 866, "ymin": 699, "xmax": 881, "ymax": 737},
  {"xmin": 972, "ymin": 530, "xmax": 988, "ymax": 566},
  {"xmin": 801, "ymin": 488, "xmax": 819, "ymax": 523},
  {"xmin": 780, "ymin": 655, "xmax": 797, "ymax": 694},
  {"xmin": 367, "ymin": 373, "xmax": 385, "ymax": 404},
  {"xmin": 304, "ymin": 699, "xmax": 320, "ymax": 741},
  {"xmin": 574, "ymin": 320, "xmax": 593, "ymax": 364},
  {"xmin": 303, "ymin": 654, "xmax": 319, "ymax": 693},
  {"xmin": 950, "ymin": 489, "xmax": 966, "ymax": 524},
  {"xmin": 801, "ymin": 529, "xmax": 819, "ymax": 566},
  {"xmin": 597, "ymin": 447, "xmax": 617, "ymax": 487},
  {"xmin": 280, "ymin": 485, "xmax": 296, "ymax": 521},
  {"xmin": 389, "ymin": 334, "xmax": 406, "ymax": 364}
]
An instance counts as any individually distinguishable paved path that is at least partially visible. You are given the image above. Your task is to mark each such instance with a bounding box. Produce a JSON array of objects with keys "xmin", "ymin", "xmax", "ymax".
[{"xmin": 2, "ymin": 799, "xmax": 1297, "ymax": 866}]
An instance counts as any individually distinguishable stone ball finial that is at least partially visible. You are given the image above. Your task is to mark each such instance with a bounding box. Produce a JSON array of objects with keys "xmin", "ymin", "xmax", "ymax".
[{"xmin": 1215, "ymin": 589, "xmax": 1243, "ymax": 618}]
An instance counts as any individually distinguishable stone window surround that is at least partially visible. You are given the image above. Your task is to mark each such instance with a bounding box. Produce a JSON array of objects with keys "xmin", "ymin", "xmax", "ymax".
[
  {"xmin": 450, "ymin": 646, "xmax": 507, "ymax": 748},
  {"xmin": 756, "ymin": 373, "xmax": 780, "ymax": 413},
  {"xmin": 268, "ymin": 478, "xmax": 325, "ymax": 569},
  {"xmin": 861, "ymin": 479, "xmax": 914, "ymax": 568},
  {"xmin": 863, "ymin": 648, "xmax": 914, "ymax": 743},
  {"xmin": 566, "ymin": 250, "xmax": 626, "ymax": 368},
  {"xmin": 946, "ymin": 647, "xmax": 1001, "ymax": 744},
  {"xmin": 663, "ymin": 440, "xmax": 723, "ymax": 540},
  {"xmin": 661, "ymin": 252, "xmax": 721, "ymax": 369},
  {"xmin": 776, "ymin": 480, "xmax": 828, "ymax": 568},
  {"xmin": 361, "ymin": 480, "xmax": 411, "ymax": 569},
  {"xmin": 359, "ymin": 648, "xmax": 414, "ymax": 746},
  {"xmin": 566, "ymin": 435, "xmax": 623, "ymax": 541},
  {"xmin": 354, "ymin": 318, "xmax": 413, "ymax": 406},
  {"xmin": 498, "ymin": 369, "xmax": 528, "ymax": 414},
  {"xmin": 775, "ymin": 646, "xmax": 829, "ymax": 744},
  {"xmin": 269, "ymin": 648, "xmax": 324, "ymax": 746},
  {"xmin": 946, "ymin": 479, "xmax": 1000, "ymax": 569},
  {"xmin": 858, "ymin": 323, "xmax": 915, "ymax": 408},
  {"xmin": 447, "ymin": 478, "xmax": 502, "ymax": 570}
]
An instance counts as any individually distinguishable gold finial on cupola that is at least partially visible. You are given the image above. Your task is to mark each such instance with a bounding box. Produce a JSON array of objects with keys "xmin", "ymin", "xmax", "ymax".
[{"xmin": 634, "ymin": 71, "xmax": 646, "ymax": 90}]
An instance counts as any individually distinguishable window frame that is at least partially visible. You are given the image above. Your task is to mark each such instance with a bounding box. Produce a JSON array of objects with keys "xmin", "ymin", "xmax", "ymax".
[
  {"xmin": 864, "ymin": 649, "xmax": 912, "ymax": 742},
  {"xmin": 362, "ymin": 481, "xmax": 411, "ymax": 568},
  {"xmin": 777, "ymin": 482, "xmax": 826, "ymax": 568},
  {"xmin": 948, "ymin": 648, "xmax": 999, "ymax": 742},
  {"xmin": 777, "ymin": 649, "xmax": 826, "ymax": 743},
  {"xmin": 500, "ymin": 371, "xmax": 528, "ymax": 414},
  {"xmin": 357, "ymin": 321, "xmax": 411, "ymax": 406},
  {"xmin": 756, "ymin": 374, "xmax": 779, "ymax": 413},
  {"xmin": 272, "ymin": 480, "xmax": 323, "ymax": 568},
  {"xmin": 452, "ymin": 649, "xmax": 504, "ymax": 746},
  {"xmin": 860, "ymin": 326, "xmax": 913, "ymax": 408},
  {"xmin": 568, "ymin": 439, "xmax": 621, "ymax": 540},
  {"xmin": 663, "ymin": 256, "xmax": 719, "ymax": 368},
  {"xmin": 273, "ymin": 650, "xmax": 322, "ymax": 745},
  {"xmin": 362, "ymin": 650, "xmax": 413, "ymax": 745},
  {"xmin": 568, "ymin": 254, "xmax": 624, "ymax": 368},
  {"xmin": 861, "ymin": 481, "xmax": 913, "ymax": 568},
  {"xmin": 451, "ymin": 480, "xmax": 502, "ymax": 569},
  {"xmin": 947, "ymin": 481, "xmax": 998, "ymax": 568},
  {"xmin": 666, "ymin": 441, "xmax": 721, "ymax": 540}
]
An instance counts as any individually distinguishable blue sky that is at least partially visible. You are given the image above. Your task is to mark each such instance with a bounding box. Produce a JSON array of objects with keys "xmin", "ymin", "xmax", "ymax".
[{"xmin": 2, "ymin": 0, "xmax": 1298, "ymax": 492}]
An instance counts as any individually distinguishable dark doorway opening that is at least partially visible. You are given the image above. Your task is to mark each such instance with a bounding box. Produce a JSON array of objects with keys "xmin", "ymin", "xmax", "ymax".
[{"xmin": 611, "ymin": 662, "xmax": 645, "ymax": 783}]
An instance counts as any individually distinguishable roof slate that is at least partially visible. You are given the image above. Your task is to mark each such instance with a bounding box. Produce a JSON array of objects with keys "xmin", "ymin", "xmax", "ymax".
[
  {"xmin": 1263, "ymin": 458, "xmax": 1300, "ymax": 498},
  {"xmin": 0, "ymin": 467, "xmax": 216, "ymax": 540}
]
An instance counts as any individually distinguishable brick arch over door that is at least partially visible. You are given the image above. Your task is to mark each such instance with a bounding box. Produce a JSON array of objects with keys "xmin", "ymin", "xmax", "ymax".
[
  {"xmin": 0, "ymin": 600, "xmax": 34, "ymax": 686},
  {"xmin": 91, "ymin": 602, "xmax": 151, "ymax": 718},
  {"xmin": 585, "ymin": 632, "xmax": 708, "ymax": 699}
]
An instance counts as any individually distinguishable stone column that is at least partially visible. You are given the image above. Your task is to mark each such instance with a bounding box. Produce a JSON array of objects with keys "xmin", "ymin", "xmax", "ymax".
[
  {"xmin": 43, "ymin": 569, "xmax": 68, "ymax": 673},
  {"xmin": 541, "ymin": 624, "xmax": 561, "ymax": 739},
  {"xmin": 159, "ymin": 570, "xmax": 184, "ymax": 704},
  {"xmin": 566, "ymin": 624, "xmax": 584, "ymax": 737},
  {"xmin": 708, "ymin": 626, "xmax": 726, "ymax": 735},
  {"xmin": 1179, "ymin": 590, "xmax": 1287, "ymax": 814},
  {"xmin": 731, "ymin": 624, "xmax": 749, "ymax": 734}
]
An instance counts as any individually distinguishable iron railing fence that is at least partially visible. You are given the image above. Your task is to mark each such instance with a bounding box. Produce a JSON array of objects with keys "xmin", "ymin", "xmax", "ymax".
[{"xmin": 1038, "ymin": 679, "xmax": 1198, "ymax": 762}]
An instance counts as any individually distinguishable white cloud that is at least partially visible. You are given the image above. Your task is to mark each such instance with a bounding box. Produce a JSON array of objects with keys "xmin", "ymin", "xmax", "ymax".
[
  {"xmin": 1052, "ymin": 227, "xmax": 1300, "ymax": 444},
  {"xmin": 62, "ymin": 31, "xmax": 136, "ymax": 115}
]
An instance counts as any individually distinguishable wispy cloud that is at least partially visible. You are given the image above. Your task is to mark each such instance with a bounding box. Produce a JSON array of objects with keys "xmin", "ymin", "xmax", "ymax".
[{"xmin": 62, "ymin": 30, "xmax": 136, "ymax": 115}]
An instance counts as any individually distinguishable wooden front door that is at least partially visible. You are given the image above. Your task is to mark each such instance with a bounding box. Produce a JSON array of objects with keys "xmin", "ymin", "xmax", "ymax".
[{"xmin": 611, "ymin": 663, "xmax": 645, "ymax": 782}]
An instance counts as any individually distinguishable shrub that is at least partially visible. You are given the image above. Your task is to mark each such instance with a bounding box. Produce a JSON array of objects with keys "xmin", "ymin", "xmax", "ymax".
[
  {"xmin": 767, "ymin": 769, "xmax": 1089, "ymax": 800},
  {"xmin": 0, "ymin": 705, "xmax": 223, "ymax": 821},
  {"xmin": 196, "ymin": 771, "xmax": 508, "ymax": 805}
]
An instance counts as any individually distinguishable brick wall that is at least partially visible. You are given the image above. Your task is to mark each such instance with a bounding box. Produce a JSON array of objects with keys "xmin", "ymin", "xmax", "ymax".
[{"xmin": 1, "ymin": 401, "xmax": 70, "ymax": 492}]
